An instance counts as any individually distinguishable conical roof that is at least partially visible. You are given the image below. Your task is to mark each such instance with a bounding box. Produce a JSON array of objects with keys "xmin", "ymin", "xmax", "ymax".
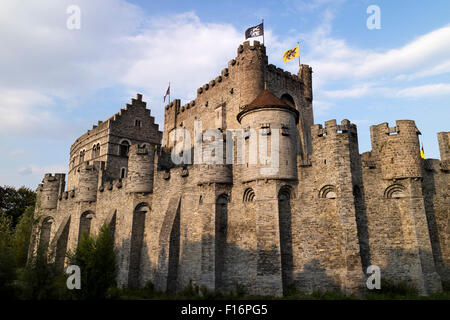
[
  {"xmin": 247, "ymin": 89, "xmax": 289, "ymax": 109},
  {"xmin": 237, "ymin": 89, "xmax": 299, "ymax": 123}
]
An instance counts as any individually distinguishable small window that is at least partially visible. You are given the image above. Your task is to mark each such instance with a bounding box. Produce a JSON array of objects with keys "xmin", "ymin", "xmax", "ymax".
[
  {"xmin": 135, "ymin": 119, "xmax": 142, "ymax": 127},
  {"xmin": 281, "ymin": 124, "xmax": 290, "ymax": 136},
  {"xmin": 120, "ymin": 168, "xmax": 127, "ymax": 179},
  {"xmin": 120, "ymin": 140, "xmax": 130, "ymax": 157},
  {"xmin": 79, "ymin": 150, "xmax": 85, "ymax": 163},
  {"xmin": 260, "ymin": 123, "xmax": 271, "ymax": 136}
]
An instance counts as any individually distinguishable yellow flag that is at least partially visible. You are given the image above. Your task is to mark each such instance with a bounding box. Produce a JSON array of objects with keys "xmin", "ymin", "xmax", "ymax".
[
  {"xmin": 283, "ymin": 45, "xmax": 299, "ymax": 62},
  {"xmin": 420, "ymin": 146, "xmax": 425, "ymax": 159}
]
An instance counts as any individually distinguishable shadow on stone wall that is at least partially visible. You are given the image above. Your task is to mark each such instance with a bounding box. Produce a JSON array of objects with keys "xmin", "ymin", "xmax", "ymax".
[
  {"xmin": 421, "ymin": 169, "xmax": 449, "ymax": 283},
  {"xmin": 94, "ymin": 232, "xmax": 450, "ymax": 297}
]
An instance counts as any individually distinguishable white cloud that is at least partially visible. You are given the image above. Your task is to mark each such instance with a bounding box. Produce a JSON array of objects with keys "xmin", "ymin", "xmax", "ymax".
[
  {"xmin": 396, "ymin": 83, "xmax": 450, "ymax": 98},
  {"xmin": 120, "ymin": 12, "xmax": 243, "ymax": 104},
  {"xmin": 8, "ymin": 149, "xmax": 29, "ymax": 158},
  {"xmin": 17, "ymin": 164, "xmax": 67, "ymax": 177},
  {"xmin": 302, "ymin": 23, "xmax": 450, "ymax": 89},
  {"xmin": 0, "ymin": 88, "xmax": 57, "ymax": 135}
]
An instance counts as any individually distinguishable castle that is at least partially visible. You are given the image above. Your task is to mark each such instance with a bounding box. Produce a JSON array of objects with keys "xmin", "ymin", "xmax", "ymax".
[{"xmin": 30, "ymin": 41, "xmax": 449, "ymax": 296}]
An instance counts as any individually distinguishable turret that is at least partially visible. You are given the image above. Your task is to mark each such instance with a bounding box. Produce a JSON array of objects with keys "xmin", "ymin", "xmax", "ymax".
[
  {"xmin": 37, "ymin": 173, "xmax": 65, "ymax": 209},
  {"xmin": 298, "ymin": 64, "xmax": 312, "ymax": 103},
  {"xmin": 233, "ymin": 41, "xmax": 267, "ymax": 107},
  {"xmin": 163, "ymin": 99, "xmax": 181, "ymax": 148},
  {"xmin": 126, "ymin": 144, "xmax": 154, "ymax": 193},
  {"xmin": 310, "ymin": 119, "xmax": 360, "ymax": 193},
  {"xmin": 370, "ymin": 120, "xmax": 422, "ymax": 180},
  {"xmin": 437, "ymin": 131, "xmax": 450, "ymax": 161},
  {"xmin": 237, "ymin": 89, "xmax": 299, "ymax": 182},
  {"xmin": 196, "ymin": 132, "xmax": 232, "ymax": 185},
  {"xmin": 77, "ymin": 162, "xmax": 100, "ymax": 202}
]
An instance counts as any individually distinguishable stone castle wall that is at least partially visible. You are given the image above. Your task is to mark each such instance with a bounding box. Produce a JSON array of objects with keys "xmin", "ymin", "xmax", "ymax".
[{"xmin": 30, "ymin": 41, "xmax": 449, "ymax": 297}]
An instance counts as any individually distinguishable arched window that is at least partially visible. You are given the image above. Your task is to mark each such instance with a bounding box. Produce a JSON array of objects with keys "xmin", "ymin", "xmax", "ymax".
[
  {"xmin": 384, "ymin": 184, "xmax": 406, "ymax": 199},
  {"xmin": 281, "ymin": 93, "xmax": 296, "ymax": 109},
  {"xmin": 243, "ymin": 188, "xmax": 255, "ymax": 202},
  {"xmin": 120, "ymin": 167, "xmax": 127, "ymax": 179},
  {"xmin": 78, "ymin": 211, "xmax": 94, "ymax": 245},
  {"xmin": 39, "ymin": 217, "xmax": 54, "ymax": 255},
  {"xmin": 79, "ymin": 150, "xmax": 85, "ymax": 164},
  {"xmin": 215, "ymin": 194, "xmax": 228, "ymax": 290},
  {"xmin": 92, "ymin": 143, "xmax": 100, "ymax": 158},
  {"xmin": 278, "ymin": 185, "xmax": 293, "ymax": 294},
  {"xmin": 120, "ymin": 140, "xmax": 130, "ymax": 157},
  {"xmin": 128, "ymin": 203, "xmax": 149, "ymax": 288},
  {"xmin": 319, "ymin": 185, "xmax": 337, "ymax": 199}
]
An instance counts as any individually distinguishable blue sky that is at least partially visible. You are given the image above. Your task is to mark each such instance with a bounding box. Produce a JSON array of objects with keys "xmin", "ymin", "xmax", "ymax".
[{"xmin": 1, "ymin": 0, "xmax": 449, "ymax": 188}]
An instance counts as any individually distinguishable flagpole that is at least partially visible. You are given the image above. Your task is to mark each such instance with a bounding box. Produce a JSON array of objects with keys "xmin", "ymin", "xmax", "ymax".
[
  {"xmin": 262, "ymin": 19, "xmax": 265, "ymax": 45},
  {"xmin": 168, "ymin": 82, "xmax": 171, "ymax": 104}
]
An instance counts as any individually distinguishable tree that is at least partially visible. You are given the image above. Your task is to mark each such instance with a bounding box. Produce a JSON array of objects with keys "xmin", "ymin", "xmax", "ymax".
[
  {"xmin": 0, "ymin": 214, "xmax": 16, "ymax": 298},
  {"xmin": 14, "ymin": 206, "xmax": 35, "ymax": 267},
  {"xmin": 19, "ymin": 236, "xmax": 68, "ymax": 300},
  {"xmin": 68, "ymin": 224, "xmax": 117, "ymax": 299},
  {"xmin": 0, "ymin": 186, "xmax": 36, "ymax": 227}
]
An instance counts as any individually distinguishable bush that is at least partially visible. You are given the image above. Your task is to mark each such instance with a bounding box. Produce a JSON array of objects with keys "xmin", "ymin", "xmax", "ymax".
[
  {"xmin": 18, "ymin": 239, "xmax": 69, "ymax": 300},
  {"xmin": 68, "ymin": 224, "xmax": 117, "ymax": 299}
]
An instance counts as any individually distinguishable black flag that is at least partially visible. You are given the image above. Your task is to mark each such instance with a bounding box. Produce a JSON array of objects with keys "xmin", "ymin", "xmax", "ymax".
[{"xmin": 245, "ymin": 23, "xmax": 264, "ymax": 39}]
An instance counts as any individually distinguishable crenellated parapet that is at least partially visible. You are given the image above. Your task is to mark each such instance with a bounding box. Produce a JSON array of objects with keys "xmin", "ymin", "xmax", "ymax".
[
  {"xmin": 437, "ymin": 132, "xmax": 450, "ymax": 171},
  {"xmin": 37, "ymin": 173, "xmax": 66, "ymax": 209},
  {"xmin": 77, "ymin": 162, "xmax": 102, "ymax": 202},
  {"xmin": 310, "ymin": 119, "xmax": 359, "ymax": 177},
  {"xmin": 370, "ymin": 120, "xmax": 422, "ymax": 180},
  {"xmin": 311, "ymin": 119, "xmax": 357, "ymax": 138}
]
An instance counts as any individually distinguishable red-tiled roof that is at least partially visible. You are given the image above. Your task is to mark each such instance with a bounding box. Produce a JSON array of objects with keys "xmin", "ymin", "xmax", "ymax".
[
  {"xmin": 246, "ymin": 89, "xmax": 289, "ymax": 109},
  {"xmin": 237, "ymin": 89, "xmax": 299, "ymax": 123}
]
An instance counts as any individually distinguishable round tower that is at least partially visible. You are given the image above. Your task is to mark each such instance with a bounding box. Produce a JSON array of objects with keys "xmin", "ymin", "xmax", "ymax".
[
  {"xmin": 38, "ymin": 173, "xmax": 65, "ymax": 209},
  {"xmin": 370, "ymin": 120, "xmax": 422, "ymax": 180},
  {"xmin": 237, "ymin": 89, "xmax": 299, "ymax": 182},
  {"xmin": 232, "ymin": 41, "xmax": 267, "ymax": 108},
  {"xmin": 196, "ymin": 133, "xmax": 232, "ymax": 185},
  {"xmin": 77, "ymin": 163, "xmax": 99, "ymax": 202},
  {"xmin": 126, "ymin": 144, "xmax": 154, "ymax": 193}
]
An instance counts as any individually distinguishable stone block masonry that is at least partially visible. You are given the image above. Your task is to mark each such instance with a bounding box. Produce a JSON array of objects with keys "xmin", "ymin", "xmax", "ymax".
[{"xmin": 30, "ymin": 41, "xmax": 449, "ymax": 297}]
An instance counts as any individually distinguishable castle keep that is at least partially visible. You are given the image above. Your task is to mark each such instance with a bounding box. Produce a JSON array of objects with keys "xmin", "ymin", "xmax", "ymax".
[{"xmin": 30, "ymin": 41, "xmax": 449, "ymax": 296}]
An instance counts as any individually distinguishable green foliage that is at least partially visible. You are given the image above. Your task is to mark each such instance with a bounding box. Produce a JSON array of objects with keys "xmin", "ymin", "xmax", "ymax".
[
  {"xmin": 68, "ymin": 224, "xmax": 117, "ymax": 299},
  {"xmin": 366, "ymin": 279, "xmax": 419, "ymax": 300},
  {"xmin": 18, "ymin": 236, "xmax": 69, "ymax": 300},
  {"xmin": 0, "ymin": 186, "xmax": 36, "ymax": 227},
  {"xmin": 0, "ymin": 214, "xmax": 16, "ymax": 298},
  {"xmin": 13, "ymin": 206, "xmax": 34, "ymax": 267}
]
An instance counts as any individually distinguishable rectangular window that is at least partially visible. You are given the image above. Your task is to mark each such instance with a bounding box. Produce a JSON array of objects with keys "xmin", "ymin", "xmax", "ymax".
[
  {"xmin": 281, "ymin": 124, "xmax": 290, "ymax": 136},
  {"xmin": 260, "ymin": 123, "xmax": 271, "ymax": 136}
]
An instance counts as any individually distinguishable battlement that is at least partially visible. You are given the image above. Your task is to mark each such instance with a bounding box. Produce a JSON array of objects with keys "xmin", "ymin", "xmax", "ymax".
[
  {"xmin": 129, "ymin": 143, "xmax": 151, "ymax": 155},
  {"xmin": 43, "ymin": 173, "xmax": 66, "ymax": 183},
  {"xmin": 38, "ymin": 173, "xmax": 66, "ymax": 209},
  {"xmin": 78, "ymin": 161, "xmax": 102, "ymax": 172},
  {"xmin": 371, "ymin": 120, "xmax": 421, "ymax": 142},
  {"xmin": 267, "ymin": 64, "xmax": 301, "ymax": 83},
  {"xmin": 311, "ymin": 119, "xmax": 357, "ymax": 137},
  {"xmin": 98, "ymin": 178, "xmax": 125, "ymax": 192},
  {"xmin": 370, "ymin": 120, "xmax": 422, "ymax": 180},
  {"xmin": 437, "ymin": 131, "xmax": 450, "ymax": 161},
  {"xmin": 236, "ymin": 40, "xmax": 266, "ymax": 57},
  {"xmin": 59, "ymin": 189, "xmax": 76, "ymax": 201}
]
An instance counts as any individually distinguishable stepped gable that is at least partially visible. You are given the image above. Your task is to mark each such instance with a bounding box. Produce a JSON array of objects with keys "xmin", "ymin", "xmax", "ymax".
[{"xmin": 236, "ymin": 89, "xmax": 299, "ymax": 123}]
